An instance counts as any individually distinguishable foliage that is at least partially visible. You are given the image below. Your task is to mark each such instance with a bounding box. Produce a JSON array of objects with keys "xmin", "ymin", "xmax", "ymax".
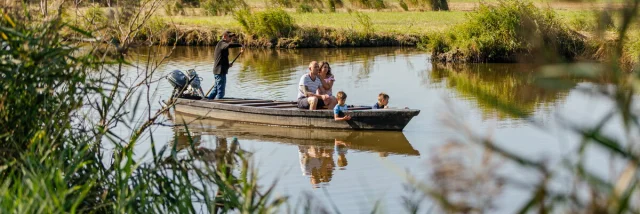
[
  {"xmin": 234, "ymin": 8, "xmax": 296, "ymax": 39},
  {"xmin": 327, "ymin": 0, "xmax": 344, "ymax": 12},
  {"xmin": 84, "ymin": 6, "xmax": 107, "ymax": 26},
  {"xmin": 297, "ymin": 3, "xmax": 314, "ymax": 13},
  {"xmin": 165, "ymin": 1, "xmax": 186, "ymax": 16},
  {"xmin": 405, "ymin": 0, "xmax": 447, "ymax": 11},
  {"xmin": 0, "ymin": 7, "xmax": 286, "ymax": 213},
  {"xmin": 351, "ymin": 0, "xmax": 386, "ymax": 10},
  {"xmin": 271, "ymin": 0, "xmax": 294, "ymax": 7},
  {"xmin": 422, "ymin": 0, "xmax": 585, "ymax": 63},
  {"xmin": 399, "ymin": 0, "xmax": 409, "ymax": 11},
  {"xmin": 567, "ymin": 12, "xmax": 598, "ymax": 31},
  {"xmin": 354, "ymin": 11, "xmax": 374, "ymax": 35},
  {"xmin": 202, "ymin": 0, "xmax": 248, "ymax": 16},
  {"xmin": 429, "ymin": 0, "xmax": 448, "ymax": 11}
]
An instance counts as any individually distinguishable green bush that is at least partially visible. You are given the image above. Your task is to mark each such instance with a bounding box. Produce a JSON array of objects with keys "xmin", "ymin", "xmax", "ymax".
[
  {"xmin": 567, "ymin": 13, "xmax": 597, "ymax": 31},
  {"xmin": 423, "ymin": 0, "xmax": 585, "ymax": 63},
  {"xmin": 399, "ymin": 0, "xmax": 409, "ymax": 11},
  {"xmin": 234, "ymin": 8, "xmax": 296, "ymax": 39},
  {"xmin": 181, "ymin": 0, "xmax": 200, "ymax": 6},
  {"xmin": 271, "ymin": 0, "xmax": 294, "ymax": 7},
  {"xmin": 354, "ymin": 11, "xmax": 374, "ymax": 35},
  {"xmin": 164, "ymin": 1, "xmax": 186, "ymax": 16},
  {"xmin": 352, "ymin": 0, "xmax": 386, "ymax": 10},
  {"xmin": 327, "ymin": 0, "xmax": 343, "ymax": 12},
  {"xmin": 84, "ymin": 6, "xmax": 107, "ymax": 27},
  {"xmin": 373, "ymin": 0, "xmax": 385, "ymax": 10},
  {"xmin": 297, "ymin": 3, "xmax": 314, "ymax": 13},
  {"xmin": 429, "ymin": 0, "xmax": 448, "ymax": 11},
  {"xmin": 203, "ymin": 0, "xmax": 247, "ymax": 16},
  {"xmin": 405, "ymin": 0, "xmax": 447, "ymax": 11}
]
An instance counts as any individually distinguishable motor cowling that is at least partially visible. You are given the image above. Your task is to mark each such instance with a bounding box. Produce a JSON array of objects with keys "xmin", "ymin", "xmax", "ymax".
[
  {"xmin": 186, "ymin": 69, "xmax": 201, "ymax": 90},
  {"xmin": 167, "ymin": 69, "xmax": 187, "ymax": 89}
]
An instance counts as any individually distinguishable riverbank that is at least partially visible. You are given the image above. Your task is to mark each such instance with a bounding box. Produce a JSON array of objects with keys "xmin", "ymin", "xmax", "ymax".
[
  {"xmin": 66, "ymin": 0, "xmax": 638, "ymax": 65},
  {"xmin": 131, "ymin": 10, "xmax": 607, "ymax": 48},
  {"xmin": 70, "ymin": 1, "xmax": 620, "ymax": 46}
]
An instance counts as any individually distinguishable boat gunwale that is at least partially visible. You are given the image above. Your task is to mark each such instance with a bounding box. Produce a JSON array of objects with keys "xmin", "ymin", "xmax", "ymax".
[{"xmin": 177, "ymin": 98, "xmax": 421, "ymax": 118}]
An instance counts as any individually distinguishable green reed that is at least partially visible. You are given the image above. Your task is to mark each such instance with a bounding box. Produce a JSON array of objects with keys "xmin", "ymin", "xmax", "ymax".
[{"xmin": 0, "ymin": 7, "xmax": 285, "ymax": 213}]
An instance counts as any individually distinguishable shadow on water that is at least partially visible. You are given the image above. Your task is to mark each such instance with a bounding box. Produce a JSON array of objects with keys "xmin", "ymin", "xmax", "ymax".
[{"xmin": 171, "ymin": 112, "xmax": 420, "ymax": 188}]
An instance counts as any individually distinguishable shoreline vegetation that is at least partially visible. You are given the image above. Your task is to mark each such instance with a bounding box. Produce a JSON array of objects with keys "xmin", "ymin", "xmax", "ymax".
[
  {"xmin": 59, "ymin": 0, "xmax": 640, "ymax": 64},
  {"xmin": 5, "ymin": 0, "xmax": 640, "ymax": 213}
]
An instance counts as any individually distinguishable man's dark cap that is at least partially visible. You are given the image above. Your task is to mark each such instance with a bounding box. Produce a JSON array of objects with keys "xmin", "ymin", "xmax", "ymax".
[{"xmin": 224, "ymin": 30, "xmax": 236, "ymax": 37}]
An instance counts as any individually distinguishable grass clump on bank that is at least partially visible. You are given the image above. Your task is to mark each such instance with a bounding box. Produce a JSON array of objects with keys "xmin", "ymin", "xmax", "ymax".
[
  {"xmin": 423, "ymin": 0, "xmax": 586, "ymax": 63},
  {"xmin": 234, "ymin": 8, "xmax": 296, "ymax": 40}
]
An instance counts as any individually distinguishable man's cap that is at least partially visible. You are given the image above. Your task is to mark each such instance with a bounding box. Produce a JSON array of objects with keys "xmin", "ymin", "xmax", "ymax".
[{"xmin": 224, "ymin": 30, "xmax": 236, "ymax": 37}]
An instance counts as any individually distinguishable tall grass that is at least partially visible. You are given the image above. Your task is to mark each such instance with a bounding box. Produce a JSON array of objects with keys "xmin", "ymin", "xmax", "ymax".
[
  {"xmin": 352, "ymin": 0, "xmax": 386, "ymax": 10},
  {"xmin": 0, "ymin": 7, "xmax": 286, "ymax": 213},
  {"xmin": 405, "ymin": 0, "xmax": 448, "ymax": 11},
  {"xmin": 234, "ymin": 8, "xmax": 296, "ymax": 40},
  {"xmin": 202, "ymin": 0, "xmax": 248, "ymax": 16},
  {"xmin": 423, "ymin": 0, "xmax": 586, "ymax": 63},
  {"xmin": 354, "ymin": 11, "xmax": 374, "ymax": 35}
]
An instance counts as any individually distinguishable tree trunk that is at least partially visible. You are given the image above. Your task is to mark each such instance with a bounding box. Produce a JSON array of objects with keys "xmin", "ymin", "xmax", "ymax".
[
  {"xmin": 40, "ymin": 0, "xmax": 48, "ymax": 16},
  {"xmin": 430, "ymin": 0, "xmax": 449, "ymax": 11}
]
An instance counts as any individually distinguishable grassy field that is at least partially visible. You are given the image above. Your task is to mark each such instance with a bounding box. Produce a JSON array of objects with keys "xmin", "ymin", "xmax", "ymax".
[
  {"xmin": 167, "ymin": 11, "xmax": 468, "ymax": 34},
  {"xmin": 165, "ymin": 10, "xmax": 603, "ymax": 35},
  {"xmin": 67, "ymin": 0, "xmax": 634, "ymax": 48}
]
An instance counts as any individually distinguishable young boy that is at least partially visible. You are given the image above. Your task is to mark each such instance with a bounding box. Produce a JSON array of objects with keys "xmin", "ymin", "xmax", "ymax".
[
  {"xmin": 373, "ymin": 93, "xmax": 389, "ymax": 109},
  {"xmin": 334, "ymin": 91, "xmax": 351, "ymax": 121}
]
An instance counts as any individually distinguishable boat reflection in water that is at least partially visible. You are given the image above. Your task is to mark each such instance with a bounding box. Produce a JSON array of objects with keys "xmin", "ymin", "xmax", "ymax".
[{"xmin": 172, "ymin": 112, "xmax": 420, "ymax": 187}]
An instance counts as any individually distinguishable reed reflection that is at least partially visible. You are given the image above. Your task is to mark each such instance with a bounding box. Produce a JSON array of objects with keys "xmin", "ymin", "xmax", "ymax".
[
  {"xmin": 428, "ymin": 63, "xmax": 569, "ymax": 120},
  {"xmin": 132, "ymin": 46, "xmax": 422, "ymax": 83},
  {"xmin": 173, "ymin": 112, "xmax": 420, "ymax": 187}
]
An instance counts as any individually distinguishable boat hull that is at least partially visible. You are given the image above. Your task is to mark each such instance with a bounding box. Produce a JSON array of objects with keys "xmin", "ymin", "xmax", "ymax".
[
  {"xmin": 175, "ymin": 98, "xmax": 420, "ymax": 131},
  {"xmin": 173, "ymin": 113, "xmax": 420, "ymax": 156}
]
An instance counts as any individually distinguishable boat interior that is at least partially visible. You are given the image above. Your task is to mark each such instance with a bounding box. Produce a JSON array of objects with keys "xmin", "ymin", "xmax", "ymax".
[{"xmin": 202, "ymin": 98, "xmax": 374, "ymax": 110}]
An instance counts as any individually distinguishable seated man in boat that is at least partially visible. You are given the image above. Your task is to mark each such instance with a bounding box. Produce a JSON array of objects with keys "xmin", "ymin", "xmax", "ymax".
[{"xmin": 297, "ymin": 61, "xmax": 336, "ymax": 110}]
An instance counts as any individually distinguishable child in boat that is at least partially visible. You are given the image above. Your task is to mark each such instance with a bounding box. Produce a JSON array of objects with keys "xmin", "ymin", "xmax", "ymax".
[
  {"xmin": 334, "ymin": 91, "xmax": 351, "ymax": 121},
  {"xmin": 373, "ymin": 93, "xmax": 389, "ymax": 109}
]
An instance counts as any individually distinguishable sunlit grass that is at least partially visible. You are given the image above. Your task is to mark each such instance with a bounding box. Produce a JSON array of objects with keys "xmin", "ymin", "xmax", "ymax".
[
  {"xmin": 167, "ymin": 11, "xmax": 468, "ymax": 34},
  {"xmin": 166, "ymin": 10, "xmax": 614, "ymax": 35}
]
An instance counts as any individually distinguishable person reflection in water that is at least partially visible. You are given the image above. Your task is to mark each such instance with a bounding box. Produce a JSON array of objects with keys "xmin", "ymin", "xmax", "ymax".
[
  {"xmin": 335, "ymin": 139, "xmax": 349, "ymax": 170},
  {"xmin": 298, "ymin": 145, "xmax": 336, "ymax": 188},
  {"xmin": 298, "ymin": 139, "xmax": 350, "ymax": 187}
]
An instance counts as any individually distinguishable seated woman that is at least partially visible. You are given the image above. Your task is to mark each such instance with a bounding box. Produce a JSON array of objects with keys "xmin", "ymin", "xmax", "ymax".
[{"xmin": 317, "ymin": 61, "xmax": 337, "ymax": 109}]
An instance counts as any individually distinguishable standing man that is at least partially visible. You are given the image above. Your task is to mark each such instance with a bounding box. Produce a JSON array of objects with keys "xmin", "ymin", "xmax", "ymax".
[{"xmin": 208, "ymin": 30, "xmax": 244, "ymax": 99}]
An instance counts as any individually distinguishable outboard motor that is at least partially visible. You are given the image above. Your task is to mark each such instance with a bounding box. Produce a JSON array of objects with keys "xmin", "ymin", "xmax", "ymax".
[
  {"xmin": 166, "ymin": 69, "xmax": 204, "ymax": 100},
  {"xmin": 167, "ymin": 69, "xmax": 187, "ymax": 89},
  {"xmin": 186, "ymin": 69, "xmax": 204, "ymax": 98}
]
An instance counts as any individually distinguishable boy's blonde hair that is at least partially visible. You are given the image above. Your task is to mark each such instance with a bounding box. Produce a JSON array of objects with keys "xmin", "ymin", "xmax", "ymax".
[
  {"xmin": 378, "ymin": 93, "xmax": 389, "ymax": 102},
  {"xmin": 336, "ymin": 91, "xmax": 347, "ymax": 101}
]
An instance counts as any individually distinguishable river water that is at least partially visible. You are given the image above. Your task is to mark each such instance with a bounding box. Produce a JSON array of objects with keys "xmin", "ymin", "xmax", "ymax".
[{"xmin": 123, "ymin": 46, "xmax": 629, "ymax": 213}]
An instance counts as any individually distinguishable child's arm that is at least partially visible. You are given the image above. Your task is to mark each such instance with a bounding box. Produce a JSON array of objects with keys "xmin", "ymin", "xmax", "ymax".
[
  {"xmin": 334, "ymin": 113, "xmax": 351, "ymax": 121},
  {"xmin": 334, "ymin": 108, "xmax": 351, "ymax": 121}
]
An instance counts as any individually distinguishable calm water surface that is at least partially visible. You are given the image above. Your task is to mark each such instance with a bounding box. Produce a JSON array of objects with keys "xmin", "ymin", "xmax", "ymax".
[{"xmin": 123, "ymin": 46, "xmax": 625, "ymax": 213}]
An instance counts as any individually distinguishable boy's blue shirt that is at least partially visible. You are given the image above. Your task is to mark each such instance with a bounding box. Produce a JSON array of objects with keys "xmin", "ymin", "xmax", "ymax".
[
  {"xmin": 373, "ymin": 102, "xmax": 386, "ymax": 109},
  {"xmin": 334, "ymin": 104, "xmax": 348, "ymax": 116}
]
